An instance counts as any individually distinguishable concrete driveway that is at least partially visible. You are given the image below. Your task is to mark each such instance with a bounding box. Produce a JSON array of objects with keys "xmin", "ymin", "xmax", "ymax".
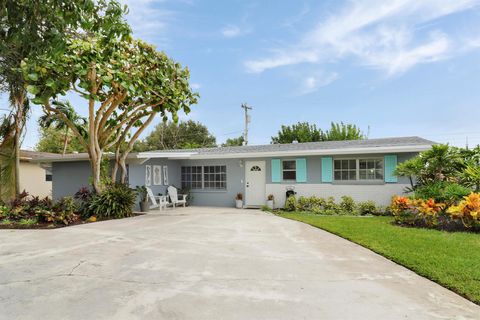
[{"xmin": 0, "ymin": 207, "xmax": 478, "ymax": 320}]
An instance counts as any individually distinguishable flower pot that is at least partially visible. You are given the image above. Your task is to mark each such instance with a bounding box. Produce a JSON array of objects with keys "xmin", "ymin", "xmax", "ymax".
[
  {"xmin": 235, "ymin": 199, "xmax": 243, "ymax": 209},
  {"xmin": 267, "ymin": 200, "xmax": 274, "ymax": 209},
  {"xmin": 139, "ymin": 200, "xmax": 149, "ymax": 212}
]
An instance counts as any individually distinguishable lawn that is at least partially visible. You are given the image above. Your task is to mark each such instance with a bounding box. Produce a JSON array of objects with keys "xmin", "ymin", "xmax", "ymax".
[{"xmin": 277, "ymin": 213, "xmax": 480, "ymax": 305}]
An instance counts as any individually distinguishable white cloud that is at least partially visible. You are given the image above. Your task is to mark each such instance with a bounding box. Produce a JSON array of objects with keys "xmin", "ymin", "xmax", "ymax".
[
  {"xmin": 299, "ymin": 72, "xmax": 339, "ymax": 95},
  {"xmin": 120, "ymin": 0, "xmax": 174, "ymax": 44},
  {"xmin": 221, "ymin": 25, "xmax": 251, "ymax": 38},
  {"xmin": 245, "ymin": 0, "xmax": 480, "ymax": 75}
]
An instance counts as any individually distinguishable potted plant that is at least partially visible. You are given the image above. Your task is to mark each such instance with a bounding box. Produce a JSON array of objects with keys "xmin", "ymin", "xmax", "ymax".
[
  {"xmin": 235, "ymin": 193, "xmax": 243, "ymax": 209},
  {"xmin": 267, "ymin": 194, "xmax": 274, "ymax": 209},
  {"xmin": 135, "ymin": 186, "xmax": 149, "ymax": 212}
]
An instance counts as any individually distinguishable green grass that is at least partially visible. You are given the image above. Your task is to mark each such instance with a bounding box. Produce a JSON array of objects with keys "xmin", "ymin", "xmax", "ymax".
[{"xmin": 278, "ymin": 212, "xmax": 480, "ymax": 305}]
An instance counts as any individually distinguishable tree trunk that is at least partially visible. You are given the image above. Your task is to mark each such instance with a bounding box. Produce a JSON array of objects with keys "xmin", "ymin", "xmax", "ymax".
[
  {"xmin": 62, "ymin": 127, "xmax": 69, "ymax": 155},
  {"xmin": 13, "ymin": 90, "xmax": 26, "ymax": 197}
]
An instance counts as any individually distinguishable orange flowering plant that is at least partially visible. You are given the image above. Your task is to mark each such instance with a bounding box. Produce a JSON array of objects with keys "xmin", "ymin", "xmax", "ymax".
[{"xmin": 446, "ymin": 193, "xmax": 480, "ymax": 226}]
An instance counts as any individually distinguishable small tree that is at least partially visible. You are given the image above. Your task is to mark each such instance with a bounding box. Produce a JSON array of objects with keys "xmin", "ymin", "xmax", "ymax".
[
  {"xmin": 0, "ymin": 0, "xmax": 118, "ymax": 197},
  {"xmin": 222, "ymin": 136, "xmax": 244, "ymax": 147},
  {"xmin": 36, "ymin": 127, "xmax": 87, "ymax": 154},
  {"xmin": 24, "ymin": 35, "xmax": 198, "ymax": 192},
  {"xmin": 38, "ymin": 101, "xmax": 87, "ymax": 154},
  {"xmin": 135, "ymin": 120, "xmax": 216, "ymax": 151}
]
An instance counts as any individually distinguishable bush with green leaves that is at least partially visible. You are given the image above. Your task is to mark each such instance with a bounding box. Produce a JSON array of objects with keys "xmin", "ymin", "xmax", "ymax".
[
  {"xmin": 88, "ymin": 183, "xmax": 136, "ymax": 219},
  {"xmin": 284, "ymin": 196, "xmax": 297, "ymax": 212},
  {"xmin": 357, "ymin": 201, "xmax": 378, "ymax": 216},
  {"xmin": 413, "ymin": 182, "xmax": 471, "ymax": 206},
  {"xmin": 339, "ymin": 196, "xmax": 356, "ymax": 215}
]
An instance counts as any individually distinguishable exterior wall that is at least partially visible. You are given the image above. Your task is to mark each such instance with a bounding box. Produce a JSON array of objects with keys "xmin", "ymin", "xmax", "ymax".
[
  {"xmin": 49, "ymin": 152, "xmax": 418, "ymax": 207},
  {"xmin": 128, "ymin": 159, "xmax": 181, "ymax": 196},
  {"xmin": 19, "ymin": 162, "xmax": 52, "ymax": 198},
  {"xmin": 178, "ymin": 158, "xmax": 244, "ymax": 207},
  {"xmin": 52, "ymin": 161, "xmax": 92, "ymax": 199}
]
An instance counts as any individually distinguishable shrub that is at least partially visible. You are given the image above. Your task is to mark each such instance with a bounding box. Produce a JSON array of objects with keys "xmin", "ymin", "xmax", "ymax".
[
  {"xmin": 414, "ymin": 182, "xmax": 471, "ymax": 205},
  {"xmin": 357, "ymin": 201, "xmax": 378, "ymax": 215},
  {"xmin": 296, "ymin": 196, "xmax": 310, "ymax": 211},
  {"xmin": 339, "ymin": 196, "xmax": 356, "ymax": 215},
  {"xmin": 88, "ymin": 183, "xmax": 136, "ymax": 219},
  {"xmin": 447, "ymin": 193, "xmax": 480, "ymax": 228},
  {"xmin": 74, "ymin": 187, "xmax": 94, "ymax": 218},
  {"xmin": 322, "ymin": 196, "xmax": 339, "ymax": 215},
  {"xmin": 284, "ymin": 196, "xmax": 296, "ymax": 211}
]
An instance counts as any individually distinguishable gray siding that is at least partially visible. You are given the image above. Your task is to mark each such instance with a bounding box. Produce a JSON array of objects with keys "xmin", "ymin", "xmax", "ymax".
[
  {"xmin": 52, "ymin": 161, "xmax": 92, "ymax": 199},
  {"xmin": 50, "ymin": 152, "xmax": 419, "ymax": 207},
  {"xmin": 178, "ymin": 158, "xmax": 244, "ymax": 207}
]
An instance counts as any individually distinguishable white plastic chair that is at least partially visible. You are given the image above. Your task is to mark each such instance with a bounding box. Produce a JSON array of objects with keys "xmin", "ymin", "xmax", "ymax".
[
  {"xmin": 146, "ymin": 187, "xmax": 167, "ymax": 210},
  {"xmin": 167, "ymin": 186, "xmax": 187, "ymax": 208}
]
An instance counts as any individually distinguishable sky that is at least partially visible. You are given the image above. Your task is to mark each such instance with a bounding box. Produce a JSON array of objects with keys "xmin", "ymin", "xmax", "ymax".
[{"xmin": 3, "ymin": 0, "xmax": 480, "ymax": 149}]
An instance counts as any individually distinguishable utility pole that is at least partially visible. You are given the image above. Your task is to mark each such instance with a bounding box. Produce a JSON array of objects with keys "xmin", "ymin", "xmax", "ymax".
[{"xmin": 241, "ymin": 103, "xmax": 252, "ymax": 145}]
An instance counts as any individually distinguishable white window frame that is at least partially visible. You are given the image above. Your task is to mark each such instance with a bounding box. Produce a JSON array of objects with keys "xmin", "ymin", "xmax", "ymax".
[
  {"xmin": 181, "ymin": 165, "xmax": 227, "ymax": 190},
  {"xmin": 282, "ymin": 159, "xmax": 296, "ymax": 181},
  {"xmin": 153, "ymin": 165, "xmax": 162, "ymax": 185},
  {"xmin": 333, "ymin": 158, "xmax": 384, "ymax": 182}
]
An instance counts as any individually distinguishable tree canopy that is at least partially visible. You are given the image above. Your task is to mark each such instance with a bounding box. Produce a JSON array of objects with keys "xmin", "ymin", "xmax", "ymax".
[
  {"xmin": 135, "ymin": 120, "xmax": 216, "ymax": 151},
  {"xmin": 36, "ymin": 127, "xmax": 87, "ymax": 154},
  {"xmin": 0, "ymin": 0, "xmax": 109, "ymax": 198},
  {"xmin": 271, "ymin": 121, "xmax": 365, "ymax": 144},
  {"xmin": 22, "ymin": 2, "xmax": 198, "ymax": 191},
  {"xmin": 222, "ymin": 135, "xmax": 244, "ymax": 147}
]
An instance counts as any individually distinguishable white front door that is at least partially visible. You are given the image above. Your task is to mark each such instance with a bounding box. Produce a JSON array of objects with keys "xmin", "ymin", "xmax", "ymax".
[{"xmin": 245, "ymin": 161, "xmax": 266, "ymax": 207}]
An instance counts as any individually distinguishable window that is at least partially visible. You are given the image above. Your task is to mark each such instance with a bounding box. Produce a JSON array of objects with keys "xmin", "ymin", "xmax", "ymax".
[
  {"xmin": 359, "ymin": 159, "xmax": 383, "ymax": 180},
  {"xmin": 282, "ymin": 160, "xmax": 296, "ymax": 180},
  {"xmin": 333, "ymin": 158, "xmax": 383, "ymax": 181},
  {"xmin": 181, "ymin": 165, "xmax": 227, "ymax": 190},
  {"xmin": 45, "ymin": 169, "xmax": 52, "ymax": 182},
  {"xmin": 203, "ymin": 165, "xmax": 227, "ymax": 189}
]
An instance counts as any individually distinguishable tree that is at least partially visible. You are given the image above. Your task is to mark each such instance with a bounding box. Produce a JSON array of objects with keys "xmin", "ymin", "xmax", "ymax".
[
  {"xmin": 222, "ymin": 136, "xmax": 244, "ymax": 147},
  {"xmin": 323, "ymin": 122, "xmax": 365, "ymax": 141},
  {"xmin": 38, "ymin": 101, "xmax": 87, "ymax": 154},
  {"xmin": 136, "ymin": 120, "xmax": 216, "ymax": 151},
  {"xmin": 0, "ymin": 114, "xmax": 16, "ymax": 201},
  {"xmin": 24, "ymin": 32, "xmax": 197, "ymax": 191},
  {"xmin": 271, "ymin": 121, "xmax": 365, "ymax": 144},
  {"xmin": 36, "ymin": 127, "xmax": 87, "ymax": 154},
  {"xmin": 0, "ymin": 0, "xmax": 104, "ymax": 197},
  {"xmin": 271, "ymin": 122, "xmax": 323, "ymax": 144}
]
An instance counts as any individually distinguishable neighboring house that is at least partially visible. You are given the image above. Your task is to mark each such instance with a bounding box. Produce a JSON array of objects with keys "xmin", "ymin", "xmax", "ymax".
[
  {"xmin": 19, "ymin": 150, "xmax": 57, "ymax": 198},
  {"xmin": 34, "ymin": 137, "xmax": 434, "ymax": 207}
]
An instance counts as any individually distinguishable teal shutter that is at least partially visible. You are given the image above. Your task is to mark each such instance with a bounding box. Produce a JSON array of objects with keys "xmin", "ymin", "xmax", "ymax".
[
  {"xmin": 321, "ymin": 157, "xmax": 333, "ymax": 183},
  {"xmin": 296, "ymin": 158, "xmax": 307, "ymax": 183},
  {"xmin": 384, "ymin": 155, "xmax": 398, "ymax": 183},
  {"xmin": 271, "ymin": 159, "xmax": 281, "ymax": 183}
]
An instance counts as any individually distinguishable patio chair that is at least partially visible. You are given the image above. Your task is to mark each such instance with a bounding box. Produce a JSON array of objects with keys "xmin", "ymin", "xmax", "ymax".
[
  {"xmin": 146, "ymin": 187, "xmax": 168, "ymax": 210},
  {"xmin": 167, "ymin": 186, "xmax": 187, "ymax": 208}
]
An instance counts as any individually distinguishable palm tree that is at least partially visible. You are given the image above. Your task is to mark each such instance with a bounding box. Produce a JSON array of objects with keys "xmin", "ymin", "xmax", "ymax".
[
  {"xmin": 0, "ymin": 113, "xmax": 17, "ymax": 201},
  {"xmin": 39, "ymin": 101, "xmax": 87, "ymax": 155}
]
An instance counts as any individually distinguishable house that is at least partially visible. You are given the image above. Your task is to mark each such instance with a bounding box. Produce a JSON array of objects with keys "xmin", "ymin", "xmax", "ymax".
[
  {"xmin": 33, "ymin": 137, "xmax": 434, "ymax": 207},
  {"xmin": 19, "ymin": 150, "xmax": 56, "ymax": 198}
]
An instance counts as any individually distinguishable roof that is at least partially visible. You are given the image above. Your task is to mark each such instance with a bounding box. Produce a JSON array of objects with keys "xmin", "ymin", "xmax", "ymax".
[
  {"xmin": 33, "ymin": 136, "xmax": 435, "ymax": 162},
  {"xmin": 20, "ymin": 150, "xmax": 60, "ymax": 161}
]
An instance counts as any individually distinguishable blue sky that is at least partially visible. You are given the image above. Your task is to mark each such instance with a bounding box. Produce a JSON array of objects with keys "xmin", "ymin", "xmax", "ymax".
[{"xmin": 4, "ymin": 0, "xmax": 480, "ymax": 149}]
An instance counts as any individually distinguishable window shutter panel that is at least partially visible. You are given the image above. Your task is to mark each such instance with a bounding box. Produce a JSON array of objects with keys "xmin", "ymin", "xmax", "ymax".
[
  {"xmin": 296, "ymin": 158, "xmax": 307, "ymax": 182},
  {"xmin": 271, "ymin": 159, "xmax": 281, "ymax": 183},
  {"xmin": 321, "ymin": 157, "xmax": 333, "ymax": 183},
  {"xmin": 384, "ymin": 155, "xmax": 398, "ymax": 183}
]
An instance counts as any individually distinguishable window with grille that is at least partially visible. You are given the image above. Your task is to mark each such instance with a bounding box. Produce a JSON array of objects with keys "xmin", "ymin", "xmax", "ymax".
[
  {"xmin": 181, "ymin": 165, "xmax": 227, "ymax": 190},
  {"xmin": 333, "ymin": 158, "xmax": 383, "ymax": 181}
]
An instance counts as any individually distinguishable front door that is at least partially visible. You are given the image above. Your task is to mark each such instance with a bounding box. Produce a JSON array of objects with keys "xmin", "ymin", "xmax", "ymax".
[{"xmin": 245, "ymin": 161, "xmax": 266, "ymax": 207}]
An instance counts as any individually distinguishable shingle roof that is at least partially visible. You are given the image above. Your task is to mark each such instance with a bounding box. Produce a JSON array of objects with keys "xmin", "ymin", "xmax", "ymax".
[
  {"xmin": 32, "ymin": 136, "xmax": 436, "ymax": 162},
  {"xmin": 148, "ymin": 136, "xmax": 436, "ymax": 155},
  {"xmin": 20, "ymin": 150, "xmax": 60, "ymax": 161}
]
